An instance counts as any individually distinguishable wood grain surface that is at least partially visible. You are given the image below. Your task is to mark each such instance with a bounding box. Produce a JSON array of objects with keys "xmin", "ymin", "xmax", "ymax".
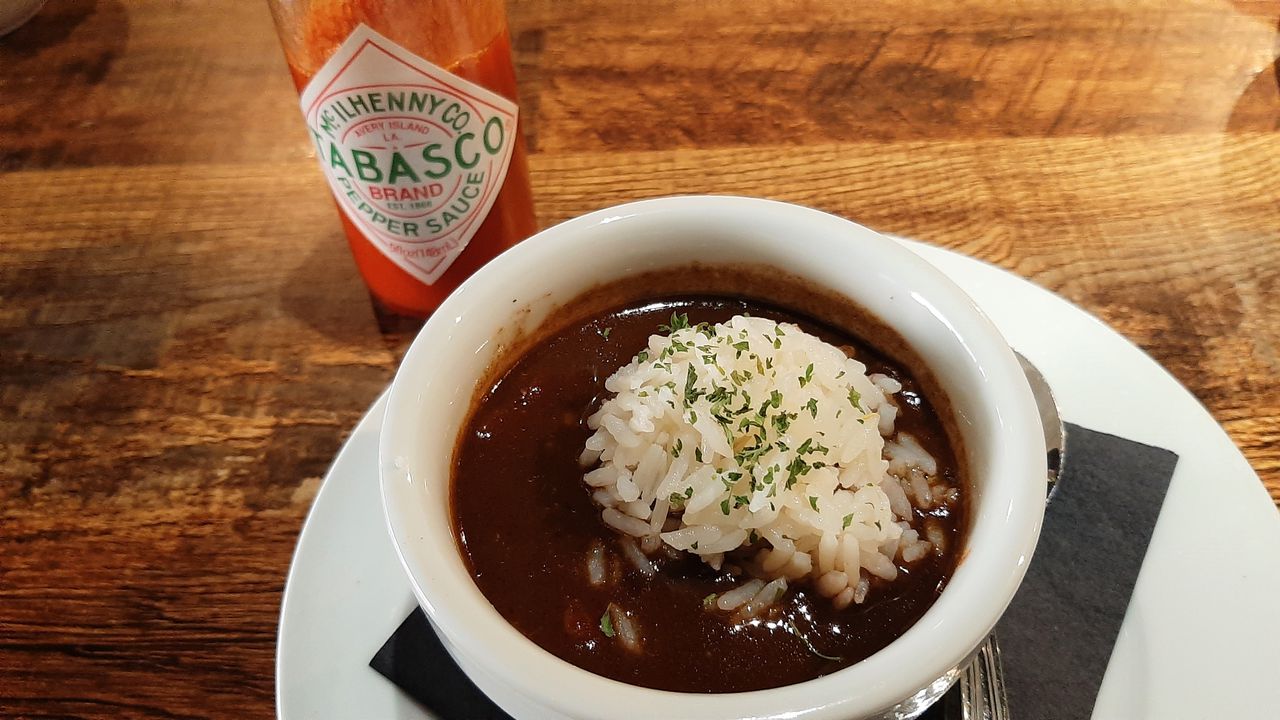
[{"xmin": 1, "ymin": 0, "xmax": 1278, "ymax": 717}]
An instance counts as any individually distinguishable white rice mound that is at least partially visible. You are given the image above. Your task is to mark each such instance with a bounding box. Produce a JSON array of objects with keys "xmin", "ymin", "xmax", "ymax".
[{"xmin": 580, "ymin": 314, "xmax": 949, "ymax": 612}]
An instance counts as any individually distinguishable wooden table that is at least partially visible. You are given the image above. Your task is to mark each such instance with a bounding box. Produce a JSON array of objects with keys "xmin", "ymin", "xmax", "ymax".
[{"xmin": 1, "ymin": 0, "xmax": 1276, "ymax": 716}]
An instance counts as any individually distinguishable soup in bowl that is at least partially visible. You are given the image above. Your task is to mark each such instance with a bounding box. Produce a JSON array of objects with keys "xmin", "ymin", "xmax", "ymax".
[{"xmin": 380, "ymin": 196, "xmax": 1046, "ymax": 720}]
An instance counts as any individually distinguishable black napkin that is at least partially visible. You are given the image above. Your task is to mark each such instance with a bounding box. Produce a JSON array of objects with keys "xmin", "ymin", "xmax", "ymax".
[{"xmin": 372, "ymin": 423, "xmax": 1178, "ymax": 719}]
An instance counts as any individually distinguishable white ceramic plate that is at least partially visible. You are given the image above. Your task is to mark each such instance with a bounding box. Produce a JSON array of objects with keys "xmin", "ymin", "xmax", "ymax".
[{"xmin": 276, "ymin": 240, "xmax": 1280, "ymax": 720}]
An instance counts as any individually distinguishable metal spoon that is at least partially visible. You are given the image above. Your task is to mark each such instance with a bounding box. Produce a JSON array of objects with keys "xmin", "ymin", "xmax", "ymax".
[
  {"xmin": 946, "ymin": 352, "xmax": 1067, "ymax": 720},
  {"xmin": 1018, "ymin": 351, "xmax": 1066, "ymax": 499}
]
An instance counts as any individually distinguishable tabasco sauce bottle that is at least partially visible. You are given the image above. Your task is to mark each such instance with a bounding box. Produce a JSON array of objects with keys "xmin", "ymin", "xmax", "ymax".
[{"xmin": 267, "ymin": 0, "xmax": 537, "ymax": 318}]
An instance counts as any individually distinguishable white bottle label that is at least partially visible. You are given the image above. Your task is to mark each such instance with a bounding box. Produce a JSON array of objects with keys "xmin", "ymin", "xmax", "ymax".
[{"xmin": 299, "ymin": 24, "xmax": 518, "ymax": 285}]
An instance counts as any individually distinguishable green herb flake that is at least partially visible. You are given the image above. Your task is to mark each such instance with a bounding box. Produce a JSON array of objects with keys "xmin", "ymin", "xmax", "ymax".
[
  {"xmin": 702, "ymin": 593, "xmax": 718, "ymax": 610},
  {"xmin": 808, "ymin": 496, "xmax": 819, "ymax": 511},
  {"xmin": 672, "ymin": 438, "xmax": 683, "ymax": 458},
  {"xmin": 848, "ymin": 388, "xmax": 862, "ymax": 409},
  {"xmin": 660, "ymin": 312, "xmax": 690, "ymax": 333},
  {"xmin": 720, "ymin": 498, "xmax": 731, "ymax": 515},
  {"xmin": 799, "ymin": 363, "xmax": 814, "ymax": 387},
  {"xmin": 600, "ymin": 609, "xmax": 616, "ymax": 638},
  {"xmin": 600, "ymin": 327, "xmax": 612, "ymax": 339},
  {"xmin": 636, "ymin": 350, "xmax": 650, "ymax": 363},
  {"xmin": 785, "ymin": 456, "xmax": 807, "ymax": 489},
  {"xmin": 684, "ymin": 364, "xmax": 702, "ymax": 405},
  {"xmin": 805, "ymin": 397, "xmax": 819, "ymax": 418},
  {"xmin": 842, "ymin": 513, "xmax": 854, "ymax": 530}
]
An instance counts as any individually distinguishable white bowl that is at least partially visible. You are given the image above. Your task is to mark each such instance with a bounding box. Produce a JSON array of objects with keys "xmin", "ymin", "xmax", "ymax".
[{"xmin": 380, "ymin": 196, "xmax": 1046, "ymax": 720}]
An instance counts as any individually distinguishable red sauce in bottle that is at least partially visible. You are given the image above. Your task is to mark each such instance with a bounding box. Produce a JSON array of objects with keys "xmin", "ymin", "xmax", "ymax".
[{"xmin": 276, "ymin": 0, "xmax": 536, "ymax": 317}]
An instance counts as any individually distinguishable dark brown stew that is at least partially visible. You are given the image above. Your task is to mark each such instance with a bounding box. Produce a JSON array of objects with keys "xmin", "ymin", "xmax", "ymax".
[{"xmin": 452, "ymin": 295, "xmax": 964, "ymax": 693}]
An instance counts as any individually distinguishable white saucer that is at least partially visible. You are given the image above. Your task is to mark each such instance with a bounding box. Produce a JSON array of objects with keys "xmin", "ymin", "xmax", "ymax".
[{"xmin": 276, "ymin": 241, "xmax": 1280, "ymax": 720}]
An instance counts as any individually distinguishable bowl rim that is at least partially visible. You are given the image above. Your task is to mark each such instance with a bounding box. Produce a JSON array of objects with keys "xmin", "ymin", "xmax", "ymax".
[{"xmin": 379, "ymin": 195, "xmax": 1046, "ymax": 719}]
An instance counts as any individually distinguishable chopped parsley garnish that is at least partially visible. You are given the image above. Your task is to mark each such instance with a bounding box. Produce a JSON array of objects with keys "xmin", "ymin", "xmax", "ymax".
[
  {"xmin": 672, "ymin": 438, "xmax": 683, "ymax": 458},
  {"xmin": 720, "ymin": 498, "xmax": 731, "ymax": 515},
  {"xmin": 848, "ymin": 387, "xmax": 862, "ymax": 409},
  {"xmin": 600, "ymin": 327, "xmax": 612, "ymax": 339},
  {"xmin": 659, "ymin": 312, "xmax": 690, "ymax": 333},
  {"xmin": 600, "ymin": 609, "xmax": 616, "ymax": 638},
  {"xmin": 762, "ymin": 465, "xmax": 777, "ymax": 487},
  {"xmin": 702, "ymin": 593, "xmax": 718, "ymax": 609},
  {"xmin": 684, "ymin": 364, "xmax": 702, "ymax": 405},
  {"xmin": 842, "ymin": 513, "xmax": 854, "ymax": 530},
  {"xmin": 799, "ymin": 363, "xmax": 814, "ymax": 387},
  {"xmin": 805, "ymin": 397, "xmax": 819, "ymax": 418},
  {"xmin": 808, "ymin": 496, "xmax": 819, "ymax": 511}
]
